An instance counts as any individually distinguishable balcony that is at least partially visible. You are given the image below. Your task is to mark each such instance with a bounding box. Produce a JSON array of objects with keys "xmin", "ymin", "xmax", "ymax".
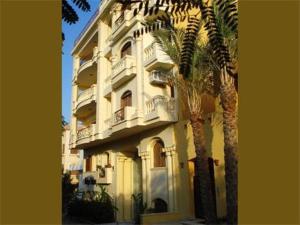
[
  {"xmin": 112, "ymin": 106, "xmax": 136, "ymax": 132},
  {"xmin": 76, "ymin": 85, "xmax": 97, "ymax": 113},
  {"xmin": 144, "ymin": 43, "xmax": 174, "ymax": 71},
  {"xmin": 111, "ymin": 55, "xmax": 136, "ymax": 88},
  {"xmin": 82, "ymin": 167, "xmax": 113, "ymax": 184},
  {"xmin": 145, "ymin": 96, "xmax": 177, "ymax": 122},
  {"xmin": 112, "ymin": 11, "xmax": 132, "ymax": 40},
  {"xmin": 76, "ymin": 124, "xmax": 96, "ymax": 146},
  {"xmin": 76, "ymin": 46, "xmax": 98, "ymax": 87},
  {"xmin": 149, "ymin": 70, "xmax": 168, "ymax": 86}
]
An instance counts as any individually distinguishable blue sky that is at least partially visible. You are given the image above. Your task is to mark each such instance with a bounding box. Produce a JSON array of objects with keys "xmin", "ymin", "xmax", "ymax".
[{"xmin": 62, "ymin": 0, "xmax": 100, "ymax": 123}]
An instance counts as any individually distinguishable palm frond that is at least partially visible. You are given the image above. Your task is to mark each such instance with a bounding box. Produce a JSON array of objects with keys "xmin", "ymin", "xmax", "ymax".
[
  {"xmin": 62, "ymin": 0, "xmax": 79, "ymax": 25},
  {"xmin": 71, "ymin": 0, "xmax": 91, "ymax": 12}
]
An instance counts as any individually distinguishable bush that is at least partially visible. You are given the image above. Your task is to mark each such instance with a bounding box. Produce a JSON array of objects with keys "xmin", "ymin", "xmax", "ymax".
[
  {"xmin": 68, "ymin": 186, "xmax": 117, "ymax": 223},
  {"xmin": 62, "ymin": 172, "xmax": 78, "ymax": 214}
]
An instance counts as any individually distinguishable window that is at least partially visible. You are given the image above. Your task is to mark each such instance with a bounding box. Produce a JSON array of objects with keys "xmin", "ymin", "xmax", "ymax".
[
  {"xmin": 121, "ymin": 42, "xmax": 132, "ymax": 58},
  {"xmin": 121, "ymin": 91, "xmax": 132, "ymax": 108},
  {"xmin": 153, "ymin": 140, "xmax": 166, "ymax": 167},
  {"xmin": 86, "ymin": 156, "xmax": 92, "ymax": 172}
]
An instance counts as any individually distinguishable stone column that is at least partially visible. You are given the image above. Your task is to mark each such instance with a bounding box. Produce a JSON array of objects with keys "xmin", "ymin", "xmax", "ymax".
[
  {"xmin": 134, "ymin": 26, "xmax": 144, "ymax": 117},
  {"xmin": 116, "ymin": 155, "xmax": 126, "ymax": 221},
  {"xmin": 163, "ymin": 145, "xmax": 176, "ymax": 212},
  {"xmin": 71, "ymin": 56, "xmax": 80, "ymax": 146},
  {"xmin": 95, "ymin": 21, "xmax": 107, "ymax": 139},
  {"xmin": 138, "ymin": 150, "xmax": 151, "ymax": 206}
]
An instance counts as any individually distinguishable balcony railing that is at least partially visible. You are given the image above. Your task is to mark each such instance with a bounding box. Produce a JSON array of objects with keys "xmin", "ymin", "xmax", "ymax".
[
  {"xmin": 146, "ymin": 96, "xmax": 176, "ymax": 114},
  {"xmin": 144, "ymin": 43, "xmax": 155, "ymax": 62},
  {"xmin": 144, "ymin": 43, "xmax": 173, "ymax": 70},
  {"xmin": 114, "ymin": 108, "xmax": 125, "ymax": 123},
  {"xmin": 112, "ymin": 55, "xmax": 136, "ymax": 79},
  {"xmin": 76, "ymin": 85, "xmax": 96, "ymax": 110},
  {"xmin": 112, "ymin": 12, "xmax": 125, "ymax": 33},
  {"xmin": 146, "ymin": 96, "xmax": 167, "ymax": 113},
  {"xmin": 77, "ymin": 124, "xmax": 95, "ymax": 140}
]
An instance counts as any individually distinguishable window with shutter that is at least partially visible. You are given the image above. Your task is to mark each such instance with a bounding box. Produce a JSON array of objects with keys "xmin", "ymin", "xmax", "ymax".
[
  {"xmin": 153, "ymin": 140, "xmax": 166, "ymax": 167},
  {"xmin": 86, "ymin": 156, "xmax": 92, "ymax": 172},
  {"xmin": 121, "ymin": 91, "xmax": 132, "ymax": 108}
]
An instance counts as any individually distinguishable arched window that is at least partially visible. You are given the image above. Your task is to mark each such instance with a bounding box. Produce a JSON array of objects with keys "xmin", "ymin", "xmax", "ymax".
[
  {"xmin": 121, "ymin": 41, "xmax": 132, "ymax": 58},
  {"xmin": 153, "ymin": 140, "xmax": 166, "ymax": 167},
  {"xmin": 121, "ymin": 90, "xmax": 132, "ymax": 108},
  {"xmin": 152, "ymin": 198, "xmax": 168, "ymax": 213}
]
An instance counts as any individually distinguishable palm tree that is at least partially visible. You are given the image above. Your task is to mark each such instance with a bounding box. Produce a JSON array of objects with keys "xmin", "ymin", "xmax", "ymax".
[
  {"xmin": 62, "ymin": 0, "xmax": 91, "ymax": 41},
  {"xmin": 152, "ymin": 27, "xmax": 217, "ymax": 224},
  {"xmin": 120, "ymin": 0, "xmax": 238, "ymax": 223}
]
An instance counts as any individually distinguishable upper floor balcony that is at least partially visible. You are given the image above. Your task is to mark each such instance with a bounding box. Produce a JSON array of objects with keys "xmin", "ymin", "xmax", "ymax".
[
  {"xmin": 76, "ymin": 124, "xmax": 97, "ymax": 147},
  {"xmin": 144, "ymin": 43, "xmax": 174, "ymax": 71},
  {"xmin": 75, "ymin": 46, "xmax": 98, "ymax": 87},
  {"xmin": 145, "ymin": 95, "xmax": 177, "ymax": 122},
  {"xmin": 112, "ymin": 106, "xmax": 137, "ymax": 132},
  {"xmin": 75, "ymin": 84, "xmax": 97, "ymax": 114},
  {"xmin": 111, "ymin": 55, "xmax": 136, "ymax": 88},
  {"xmin": 111, "ymin": 10, "xmax": 132, "ymax": 41}
]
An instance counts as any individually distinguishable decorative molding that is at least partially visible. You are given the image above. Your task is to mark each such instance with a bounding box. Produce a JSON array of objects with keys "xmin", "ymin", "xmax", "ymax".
[{"xmin": 162, "ymin": 145, "xmax": 176, "ymax": 153}]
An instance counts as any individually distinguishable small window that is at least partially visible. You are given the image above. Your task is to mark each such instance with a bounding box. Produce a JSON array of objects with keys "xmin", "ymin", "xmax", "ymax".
[
  {"xmin": 153, "ymin": 140, "xmax": 166, "ymax": 167},
  {"xmin": 121, "ymin": 42, "xmax": 132, "ymax": 58}
]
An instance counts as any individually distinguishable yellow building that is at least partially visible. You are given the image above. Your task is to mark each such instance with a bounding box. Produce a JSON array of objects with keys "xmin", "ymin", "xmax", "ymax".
[
  {"xmin": 69, "ymin": 0, "xmax": 226, "ymax": 223},
  {"xmin": 62, "ymin": 125, "xmax": 83, "ymax": 184}
]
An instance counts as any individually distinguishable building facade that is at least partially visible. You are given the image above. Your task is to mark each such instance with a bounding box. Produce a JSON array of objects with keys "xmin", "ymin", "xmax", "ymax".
[
  {"xmin": 69, "ymin": 0, "xmax": 226, "ymax": 223},
  {"xmin": 62, "ymin": 125, "xmax": 83, "ymax": 184}
]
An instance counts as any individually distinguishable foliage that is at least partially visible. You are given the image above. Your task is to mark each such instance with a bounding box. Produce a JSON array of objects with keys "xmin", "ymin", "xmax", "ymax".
[
  {"xmin": 62, "ymin": 0, "xmax": 91, "ymax": 41},
  {"xmin": 132, "ymin": 193, "xmax": 147, "ymax": 224},
  {"xmin": 68, "ymin": 186, "xmax": 117, "ymax": 223},
  {"xmin": 62, "ymin": 172, "xmax": 78, "ymax": 214}
]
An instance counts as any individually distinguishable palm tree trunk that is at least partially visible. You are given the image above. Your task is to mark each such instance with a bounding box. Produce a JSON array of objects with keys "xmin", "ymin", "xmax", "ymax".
[
  {"xmin": 220, "ymin": 73, "xmax": 238, "ymax": 225},
  {"xmin": 190, "ymin": 114, "xmax": 217, "ymax": 224}
]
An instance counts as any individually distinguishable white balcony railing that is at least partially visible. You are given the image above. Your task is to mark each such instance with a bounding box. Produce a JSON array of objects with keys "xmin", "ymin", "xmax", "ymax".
[
  {"xmin": 112, "ymin": 55, "xmax": 136, "ymax": 80},
  {"xmin": 146, "ymin": 96, "xmax": 176, "ymax": 114},
  {"xmin": 112, "ymin": 12, "xmax": 125, "ymax": 33},
  {"xmin": 76, "ymin": 124, "xmax": 96, "ymax": 140},
  {"xmin": 76, "ymin": 85, "xmax": 96, "ymax": 109},
  {"xmin": 146, "ymin": 96, "xmax": 168, "ymax": 113},
  {"xmin": 144, "ymin": 43, "xmax": 173, "ymax": 70}
]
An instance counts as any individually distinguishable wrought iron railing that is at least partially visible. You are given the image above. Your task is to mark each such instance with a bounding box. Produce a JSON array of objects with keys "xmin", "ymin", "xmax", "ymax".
[{"xmin": 114, "ymin": 108, "xmax": 125, "ymax": 123}]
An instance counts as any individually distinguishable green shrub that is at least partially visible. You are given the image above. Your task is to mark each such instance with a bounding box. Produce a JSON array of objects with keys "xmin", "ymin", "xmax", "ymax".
[{"xmin": 68, "ymin": 186, "xmax": 117, "ymax": 223}]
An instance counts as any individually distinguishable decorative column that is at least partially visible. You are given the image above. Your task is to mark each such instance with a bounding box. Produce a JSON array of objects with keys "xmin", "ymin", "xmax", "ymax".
[
  {"xmin": 163, "ymin": 145, "xmax": 177, "ymax": 212},
  {"xmin": 116, "ymin": 154, "xmax": 127, "ymax": 221},
  {"xmin": 71, "ymin": 55, "xmax": 80, "ymax": 147},
  {"xmin": 138, "ymin": 150, "xmax": 151, "ymax": 207},
  {"xmin": 95, "ymin": 21, "xmax": 107, "ymax": 139},
  {"xmin": 134, "ymin": 24, "xmax": 144, "ymax": 117}
]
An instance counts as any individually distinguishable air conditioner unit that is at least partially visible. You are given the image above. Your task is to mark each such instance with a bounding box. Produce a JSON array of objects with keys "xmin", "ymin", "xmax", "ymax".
[{"xmin": 149, "ymin": 70, "xmax": 167, "ymax": 86}]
